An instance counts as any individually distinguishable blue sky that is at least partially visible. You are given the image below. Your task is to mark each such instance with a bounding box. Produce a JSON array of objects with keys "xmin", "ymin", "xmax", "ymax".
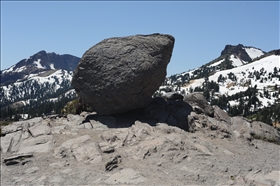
[{"xmin": 1, "ymin": 1, "xmax": 279, "ymax": 76}]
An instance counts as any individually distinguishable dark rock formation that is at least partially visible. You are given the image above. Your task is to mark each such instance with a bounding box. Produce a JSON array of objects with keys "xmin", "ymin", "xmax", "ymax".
[
  {"xmin": 221, "ymin": 44, "xmax": 252, "ymax": 62},
  {"xmin": 163, "ymin": 92, "xmax": 184, "ymax": 102},
  {"xmin": 72, "ymin": 33, "xmax": 175, "ymax": 115},
  {"xmin": 144, "ymin": 97, "xmax": 193, "ymax": 131},
  {"xmin": 3, "ymin": 154, "xmax": 33, "ymax": 166},
  {"xmin": 183, "ymin": 92, "xmax": 214, "ymax": 117},
  {"xmin": 105, "ymin": 155, "xmax": 122, "ymax": 171}
]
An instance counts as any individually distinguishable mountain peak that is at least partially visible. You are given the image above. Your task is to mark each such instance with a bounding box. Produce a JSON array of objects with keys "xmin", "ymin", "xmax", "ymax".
[
  {"xmin": 221, "ymin": 44, "xmax": 244, "ymax": 54},
  {"xmin": 220, "ymin": 44, "xmax": 266, "ymax": 63},
  {"xmin": 37, "ymin": 50, "xmax": 47, "ymax": 54},
  {"xmin": 220, "ymin": 44, "xmax": 252, "ymax": 62},
  {"xmin": 1, "ymin": 51, "xmax": 80, "ymax": 86}
]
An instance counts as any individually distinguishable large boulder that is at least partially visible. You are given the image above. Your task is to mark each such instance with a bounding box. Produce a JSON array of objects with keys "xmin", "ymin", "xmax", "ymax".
[
  {"xmin": 183, "ymin": 92, "xmax": 214, "ymax": 117},
  {"xmin": 72, "ymin": 33, "xmax": 175, "ymax": 115},
  {"xmin": 212, "ymin": 105, "xmax": 231, "ymax": 124},
  {"xmin": 231, "ymin": 116, "xmax": 280, "ymax": 142}
]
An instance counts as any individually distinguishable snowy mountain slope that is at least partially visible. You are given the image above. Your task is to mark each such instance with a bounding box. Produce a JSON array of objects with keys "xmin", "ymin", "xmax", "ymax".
[
  {"xmin": 166, "ymin": 45, "xmax": 266, "ymax": 87},
  {"xmin": 183, "ymin": 54, "xmax": 279, "ymax": 106},
  {"xmin": 0, "ymin": 51, "xmax": 80, "ymax": 116},
  {"xmin": 1, "ymin": 50, "xmax": 80, "ymax": 86},
  {"xmin": 1, "ymin": 69, "xmax": 74, "ymax": 105},
  {"xmin": 244, "ymin": 47, "xmax": 265, "ymax": 60},
  {"xmin": 227, "ymin": 46, "xmax": 264, "ymax": 67},
  {"xmin": 157, "ymin": 45, "xmax": 280, "ymax": 116}
]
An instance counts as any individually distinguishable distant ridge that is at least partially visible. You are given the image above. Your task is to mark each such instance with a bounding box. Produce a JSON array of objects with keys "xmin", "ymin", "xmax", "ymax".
[
  {"xmin": 1, "ymin": 51, "xmax": 80, "ymax": 119},
  {"xmin": 1, "ymin": 50, "xmax": 80, "ymax": 86},
  {"xmin": 156, "ymin": 44, "xmax": 279, "ymax": 123}
]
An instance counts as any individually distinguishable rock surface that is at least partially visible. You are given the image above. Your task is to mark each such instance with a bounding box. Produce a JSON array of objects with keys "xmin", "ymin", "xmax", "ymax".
[
  {"xmin": 144, "ymin": 97, "xmax": 193, "ymax": 131},
  {"xmin": 184, "ymin": 92, "xmax": 214, "ymax": 117},
  {"xmin": 162, "ymin": 92, "xmax": 184, "ymax": 102},
  {"xmin": 72, "ymin": 33, "xmax": 175, "ymax": 115},
  {"xmin": 1, "ymin": 95, "xmax": 280, "ymax": 186}
]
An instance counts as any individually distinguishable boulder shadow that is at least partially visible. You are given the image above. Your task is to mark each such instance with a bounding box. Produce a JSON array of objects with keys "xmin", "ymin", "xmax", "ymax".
[
  {"xmin": 84, "ymin": 108, "xmax": 158, "ymax": 129},
  {"xmin": 83, "ymin": 97, "xmax": 193, "ymax": 131}
]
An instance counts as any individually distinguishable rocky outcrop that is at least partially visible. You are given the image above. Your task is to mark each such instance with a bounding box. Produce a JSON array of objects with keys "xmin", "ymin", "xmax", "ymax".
[
  {"xmin": 144, "ymin": 97, "xmax": 193, "ymax": 131},
  {"xmin": 184, "ymin": 92, "xmax": 214, "ymax": 117},
  {"xmin": 221, "ymin": 44, "xmax": 252, "ymax": 62},
  {"xmin": 162, "ymin": 92, "xmax": 184, "ymax": 102},
  {"xmin": 72, "ymin": 33, "xmax": 175, "ymax": 115},
  {"xmin": 3, "ymin": 153, "xmax": 33, "ymax": 166},
  {"xmin": 230, "ymin": 117, "xmax": 280, "ymax": 142},
  {"xmin": 105, "ymin": 155, "xmax": 122, "ymax": 171},
  {"xmin": 1, "ymin": 93, "xmax": 280, "ymax": 186},
  {"xmin": 1, "ymin": 117, "xmax": 54, "ymax": 154},
  {"xmin": 212, "ymin": 105, "xmax": 231, "ymax": 124}
]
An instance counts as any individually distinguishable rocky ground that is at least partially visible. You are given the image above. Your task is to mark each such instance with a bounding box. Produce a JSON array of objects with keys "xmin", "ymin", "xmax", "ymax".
[{"xmin": 1, "ymin": 106, "xmax": 280, "ymax": 186}]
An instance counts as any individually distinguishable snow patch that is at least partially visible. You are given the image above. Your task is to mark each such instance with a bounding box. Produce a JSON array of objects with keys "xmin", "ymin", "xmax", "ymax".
[
  {"xmin": 48, "ymin": 98, "xmax": 58, "ymax": 102},
  {"xmin": 33, "ymin": 59, "xmax": 45, "ymax": 69},
  {"xmin": 230, "ymin": 55, "xmax": 244, "ymax": 67},
  {"xmin": 209, "ymin": 59, "xmax": 224, "ymax": 67},
  {"xmin": 15, "ymin": 66, "xmax": 26, "ymax": 73},
  {"xmin": 2, "ymin": 65, "xmax": 15, "ymax": 73},
  {"xmin": 50, "ymin": 63, "xmax": 55, "ymax": 70},
  {"xmin": 245, "ymin": 47, "xmax": 265, "ymax": 60},
  {"xmin": 25, "ymin": 56, "xmax": 31, "ymax": 62}
]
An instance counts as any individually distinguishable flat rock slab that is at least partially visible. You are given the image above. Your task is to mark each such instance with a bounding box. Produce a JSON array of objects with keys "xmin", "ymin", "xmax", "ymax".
[
  {"xmin": 17, "ymin": 135, "xmax": 54, "ymax": 154},
  {"xmin": 28, "ymin": 121, "xmax": 51, "ymax": 137},
  {"xmin": 72, "ymin": 142, "xmax": 102, "ymax": 164},
  {"xmin": 242, "ymin": 170, "xmax": 280, "ymax": 185},
  {"xmin": 104, "ymin": 168, "xmax": 147, "ymax": 184}
]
